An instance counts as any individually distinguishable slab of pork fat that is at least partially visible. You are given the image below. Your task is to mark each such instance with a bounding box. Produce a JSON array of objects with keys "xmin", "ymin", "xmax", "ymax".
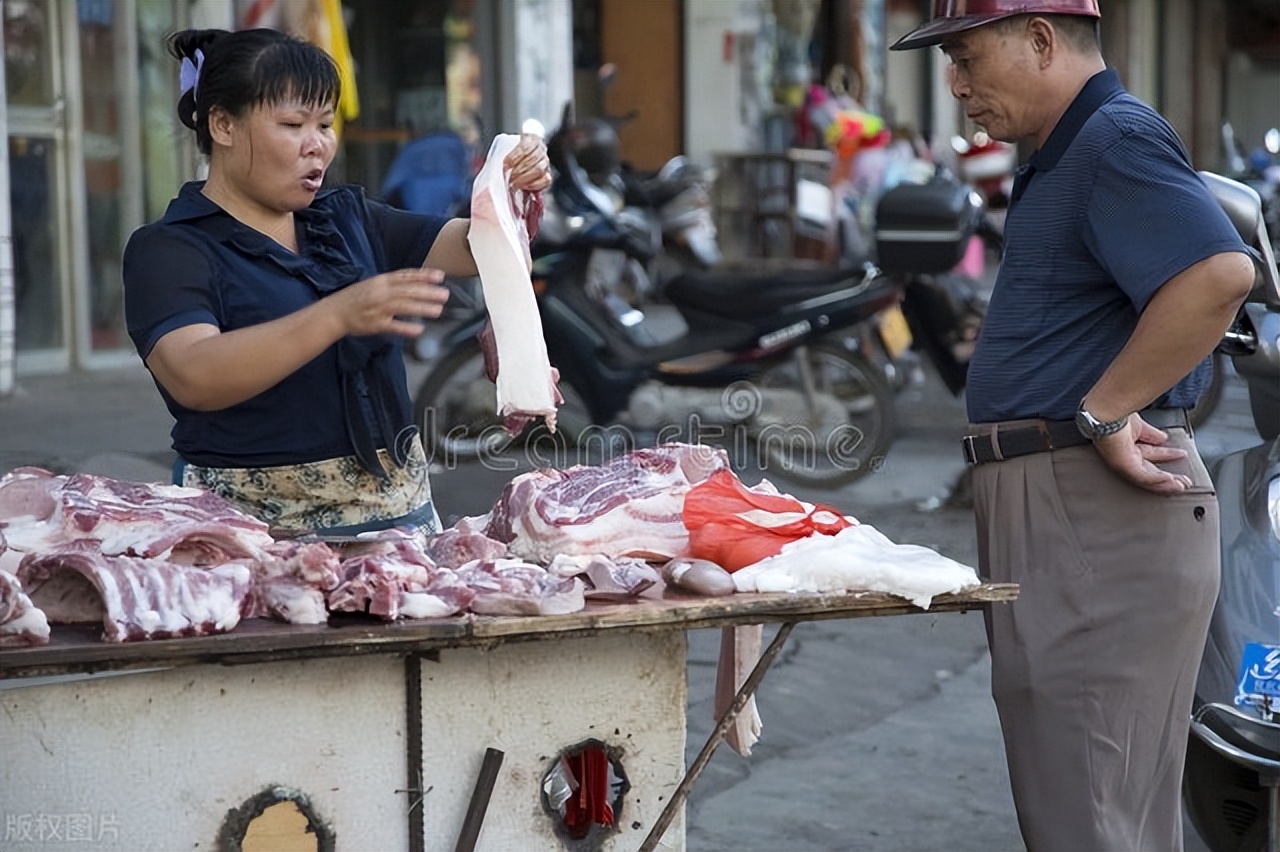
[{"xmin": 467, "ymin": 134, "xmax": 558, "ymax": 433}]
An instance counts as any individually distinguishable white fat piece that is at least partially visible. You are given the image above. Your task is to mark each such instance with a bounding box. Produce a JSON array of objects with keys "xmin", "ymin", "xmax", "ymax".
[{"xmin": 468, "ymin": 133, "xmax": 558, "ymax": 431}]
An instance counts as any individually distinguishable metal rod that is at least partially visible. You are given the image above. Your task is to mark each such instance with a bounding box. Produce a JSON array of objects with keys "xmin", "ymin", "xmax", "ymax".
[
  {"xmin": 405, "ymin": 655, "xmax": 426, "ymax": 852},
  {"xmin": 795, "ymin": 345, "xmax": 819, "ymax": 419},
  {"xmin": 455, "ymin": 747, "xmax": 506, "ymax": 852},
  {"xmin": 639, "ymin": 621, "xmax": 797, "ymax": 852}
]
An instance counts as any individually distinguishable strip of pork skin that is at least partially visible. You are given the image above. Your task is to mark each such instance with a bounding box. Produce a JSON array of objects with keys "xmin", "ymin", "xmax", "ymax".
[
  {"xmin": 714, "ymin": 624, "xmax": 764, "ymax": 756},
  {"xmin": 468, "ymin": 133, "xmax": 558, "ymax": 433}
]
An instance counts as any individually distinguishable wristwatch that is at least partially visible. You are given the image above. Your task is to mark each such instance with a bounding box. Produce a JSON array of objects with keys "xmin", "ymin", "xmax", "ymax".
[{"xmin": 1075, "ymin": 403, "xmax": 1129, "ymax": 441}]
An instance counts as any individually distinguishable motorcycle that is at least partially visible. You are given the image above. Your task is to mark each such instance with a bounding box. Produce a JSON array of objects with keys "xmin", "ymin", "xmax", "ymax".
[
  {"xmin": 412, "ymin": 113, "xmax": 903, "ymax": 487},
  {"xmin": 870, "ymin": 167, "xmax": 992, "ymax": 397},
  {"xmin": 1182, "ymin": 170, "xmax": 1280, "ymax": 852},
  {"xmin": 546, "ymin": 96, "xmax": 722, "ymax": 297},
  {"xmin": 1223, "ymin": 123, "xmax": 1280, "ymax": 257},
  {"xmin": 620, "ymin": 156, "xmax": 723, "ymax": 290},
  {"xmin": 1190, "ymin": 125, "xmax": 1280, "ymax": 432}
]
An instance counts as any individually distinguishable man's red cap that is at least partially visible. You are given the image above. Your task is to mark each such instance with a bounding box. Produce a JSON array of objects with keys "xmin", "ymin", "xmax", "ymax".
[{"xmin": 890, "ymin": 0, "xmax": 1101, "ymax": 51}]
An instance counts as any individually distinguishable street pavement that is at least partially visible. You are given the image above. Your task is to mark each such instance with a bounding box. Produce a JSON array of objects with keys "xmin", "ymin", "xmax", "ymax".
[{"xmin": 0, "ymin": 353, "xmax": 1255, "ymax": 851}]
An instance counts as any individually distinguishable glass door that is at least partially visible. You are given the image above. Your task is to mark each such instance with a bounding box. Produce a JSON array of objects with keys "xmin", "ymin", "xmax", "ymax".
[
  {"xmin": 73, "ymin": 0, "xmax": 141, "ymax": 360},
  {"xmin": 5, "ymin": 0, "xmax": 70, "ymax": 369},
  {"xmin": 5, "ymin": 0, "xmax": 143, "ymax": 371}
]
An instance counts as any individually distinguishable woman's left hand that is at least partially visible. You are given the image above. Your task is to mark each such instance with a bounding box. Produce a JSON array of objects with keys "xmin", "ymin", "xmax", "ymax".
[{"xmin": 504, "ymin": 132, "xmax": 553, "ymax": 193}]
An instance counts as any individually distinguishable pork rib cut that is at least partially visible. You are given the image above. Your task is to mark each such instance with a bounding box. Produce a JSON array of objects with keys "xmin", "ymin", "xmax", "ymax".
[
  {"xmin": 467, "ymin": 133, "xmax": 558, "ymax": 433},
  {"xmin": 17, "ymin": 541, "xmax": 252, "ymax": 642}
]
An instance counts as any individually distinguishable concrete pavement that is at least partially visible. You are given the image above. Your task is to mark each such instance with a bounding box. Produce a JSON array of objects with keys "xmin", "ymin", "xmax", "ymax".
[{"xmin": 0, "ymin": 362, "xmax": 175, "ymax": 484}]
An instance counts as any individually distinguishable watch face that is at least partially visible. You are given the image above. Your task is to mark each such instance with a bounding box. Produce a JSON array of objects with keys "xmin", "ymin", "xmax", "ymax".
[{"xmin": 1075, "ymin": 409, "xmax": 1097, "ymax": 438}]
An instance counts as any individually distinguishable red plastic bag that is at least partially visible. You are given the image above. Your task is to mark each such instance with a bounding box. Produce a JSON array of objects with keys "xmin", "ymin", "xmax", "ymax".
[{"xmin": 682, "ymin": 470, "xmax": 853, "ymax": 572}]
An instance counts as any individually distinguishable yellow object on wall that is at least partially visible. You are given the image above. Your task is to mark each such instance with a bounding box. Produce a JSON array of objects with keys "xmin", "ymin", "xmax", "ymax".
[
  {"xmin": 320, "ymin": 0, "xmax": 359, "ymax": 135},
  {"xmin": 263, "ymin": 0, "xmax": 361, "ymax": 136}
]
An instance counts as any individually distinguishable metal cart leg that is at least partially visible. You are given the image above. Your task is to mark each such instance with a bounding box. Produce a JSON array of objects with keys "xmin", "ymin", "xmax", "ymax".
[{"xmin": 638, "ymin": 620, "xmax": 798, "ymax": 852}]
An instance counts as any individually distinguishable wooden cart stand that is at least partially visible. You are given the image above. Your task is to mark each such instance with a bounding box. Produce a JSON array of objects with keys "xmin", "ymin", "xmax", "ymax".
[{"xmin": 0, "ymin": 584, "xmax": 1017, "ymax": 851}]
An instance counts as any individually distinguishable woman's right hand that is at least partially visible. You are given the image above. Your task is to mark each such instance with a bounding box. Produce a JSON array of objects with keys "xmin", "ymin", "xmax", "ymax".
[{"xmin": 331, "ymin": 267, "xmax": 452, "ymax": 338}]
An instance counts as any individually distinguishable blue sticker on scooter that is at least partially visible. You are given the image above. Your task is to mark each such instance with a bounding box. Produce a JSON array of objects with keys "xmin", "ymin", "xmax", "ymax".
[{"xmin": 1235, "ymin": 642, "xmax": 1280, "ymax": 707}]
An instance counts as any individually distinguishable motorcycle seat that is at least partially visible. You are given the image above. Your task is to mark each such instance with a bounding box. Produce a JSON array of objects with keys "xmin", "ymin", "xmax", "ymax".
[{"xmin": 664, "ymin": 265, "xmax": 876, "ymax": 321}]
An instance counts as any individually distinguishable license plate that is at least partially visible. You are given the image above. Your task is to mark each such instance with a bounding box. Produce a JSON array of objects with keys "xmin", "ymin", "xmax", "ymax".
[
  {"xmin": 1235, "ymin": 642, "xmax": 1280, "ymax": 708},
  {"xmin": 879, "ymin": 305, "xmax": 912, "ymax": 360}
]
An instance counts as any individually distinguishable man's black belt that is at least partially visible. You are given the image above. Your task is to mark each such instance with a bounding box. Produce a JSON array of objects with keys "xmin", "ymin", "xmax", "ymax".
[{"xmin": 962, "ymin": 408, "xmax": 1191, "ymax": 466}]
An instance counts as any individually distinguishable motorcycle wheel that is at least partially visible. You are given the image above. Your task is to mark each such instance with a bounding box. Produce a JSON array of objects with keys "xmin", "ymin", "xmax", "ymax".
[
  {"xmin": 413, "ymin": 340, "xmax": 594, "ymax": 466},
  {"xmin": 752, "ymin": 342, "xmax": 896, "ymax": 487},
  {"xmin": 1190, "ymin": 352, "xmax": 1228, "ymax": 430}
]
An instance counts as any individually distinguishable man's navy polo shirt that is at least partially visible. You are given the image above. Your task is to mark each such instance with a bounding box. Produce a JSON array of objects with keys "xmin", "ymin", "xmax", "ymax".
[
  {"xmin": 123, "ymin": 182, "xmax": 448, "ymax": 468},
  {"xmin": 966, "ymin": 69, "xmax": 1247, "ymax": 424}
]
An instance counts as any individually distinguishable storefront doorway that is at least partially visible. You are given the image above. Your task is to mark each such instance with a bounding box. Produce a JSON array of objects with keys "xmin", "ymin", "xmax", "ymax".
[
  {"xmin": 4, "ymin": 0, "xmax": 148, "ymax": 373},
  {"xmin": 6, "ymin": 0, "xmax": 70, "ymax": 370}
]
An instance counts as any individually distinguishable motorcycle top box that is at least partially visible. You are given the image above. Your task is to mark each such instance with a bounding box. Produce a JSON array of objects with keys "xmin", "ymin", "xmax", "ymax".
[{"xmin": 874, "ymin": 177, "xmax": 983, "ymax": 274}]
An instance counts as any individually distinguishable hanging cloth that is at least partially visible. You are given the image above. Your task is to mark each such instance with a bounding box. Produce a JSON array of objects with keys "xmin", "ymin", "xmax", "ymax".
[{"xmin": 250, "ymin": 0, "xmax": 361, "ymax": 136}]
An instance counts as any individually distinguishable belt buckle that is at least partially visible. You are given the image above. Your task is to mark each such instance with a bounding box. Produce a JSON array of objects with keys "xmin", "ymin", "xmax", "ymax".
[{"xmin": 962, "ymin": 435, "xmax": 979, "ymax": 465}]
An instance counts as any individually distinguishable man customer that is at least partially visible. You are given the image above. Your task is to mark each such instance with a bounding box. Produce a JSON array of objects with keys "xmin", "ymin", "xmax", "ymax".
[{"xmin": 892, "ymin": 3, "xmax": 1255, "ymax": 850}]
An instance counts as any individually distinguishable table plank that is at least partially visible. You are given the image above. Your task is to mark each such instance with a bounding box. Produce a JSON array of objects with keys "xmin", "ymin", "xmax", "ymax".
[{"xmin": 0, "ymin": 583, "xmax": 1017, "ymax": 680}]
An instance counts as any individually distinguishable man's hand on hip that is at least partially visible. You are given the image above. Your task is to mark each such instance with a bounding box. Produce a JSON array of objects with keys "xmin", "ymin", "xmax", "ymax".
[{"xmin": 1092, "ymin": 415, "xmax": 1193, "ymax": 494}]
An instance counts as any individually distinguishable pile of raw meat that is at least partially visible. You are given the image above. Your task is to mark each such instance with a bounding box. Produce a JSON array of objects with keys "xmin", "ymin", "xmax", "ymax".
[
  {"xmin": 0, "ymin": 441, "xmax": 982, "ymax": 654},
  {"xmin": 0, "ymin": 444, "xmax": 731, "ymax": 646}
]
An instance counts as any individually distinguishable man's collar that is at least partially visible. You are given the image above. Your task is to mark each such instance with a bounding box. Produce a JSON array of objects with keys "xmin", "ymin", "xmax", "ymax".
[{"xmin": 1028, "ymin": 67, "xmax": 1125, "ymax": 173}]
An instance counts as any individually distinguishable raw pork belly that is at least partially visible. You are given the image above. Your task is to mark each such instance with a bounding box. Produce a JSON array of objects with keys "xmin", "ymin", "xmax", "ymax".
[
  {"xmin": 486, "ymin": 443, "xmax": 730, "ymax": 564},
  {"xmin": 250, "ymin": 540, "xmax": 342, "ymax": 625},
  {"xmin": 731, "ymin": 524, "xmax": 980, "ymax": 608},
  {"xmin": 328, "ymin": 539, "xmax": 474, "ymax": 620},
  {"xmin": 17, "ymin": 541, "xmax": 252, "ymax": 642},
  {"xmin": 0, "ymin": 567, "xmax": 50, "ymax": 647},
  {"xmin": 456, "ymin": 558, "xmax": 585, "ymax": 616},
  {"xmin": 0, "ymin": 467, "xmax": 274, "ymax": 563},
  {"xmin": 467, "ymin": 133, "xmax": 558, "ymax": 433}
]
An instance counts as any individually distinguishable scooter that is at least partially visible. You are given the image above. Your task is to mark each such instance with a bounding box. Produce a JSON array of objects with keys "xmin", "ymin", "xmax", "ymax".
[
  {"xmin": 1182, "ymin": 170, "xmax": 1280, "ymax": 852},
  {"xmin": 412, "ymin": 130, "xmax": 903, "ymax": 487}
]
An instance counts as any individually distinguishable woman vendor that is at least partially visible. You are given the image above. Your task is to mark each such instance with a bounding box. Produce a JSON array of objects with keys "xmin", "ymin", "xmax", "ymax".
[{"xmin": 123, "ymin": 28, "xmax": 551, "ymax": 535}]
